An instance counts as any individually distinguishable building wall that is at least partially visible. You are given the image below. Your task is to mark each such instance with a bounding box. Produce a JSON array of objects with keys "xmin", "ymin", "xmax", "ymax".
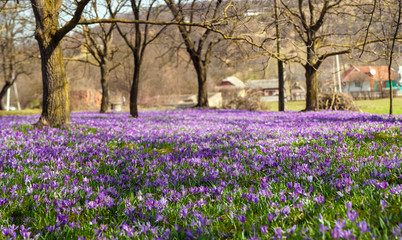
[
  {"xmin": 344, "ymin": 80, "xmax": 371, "ymax": 92},
  {"xmin": 385, "ymin": 80, "xmax": 402, "ymax": 90}
]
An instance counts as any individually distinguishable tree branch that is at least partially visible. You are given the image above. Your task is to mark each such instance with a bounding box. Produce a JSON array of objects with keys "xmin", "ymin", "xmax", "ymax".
[{"xmin": 53, "ymin": 0, "xmax": 91, "ymax": 45}]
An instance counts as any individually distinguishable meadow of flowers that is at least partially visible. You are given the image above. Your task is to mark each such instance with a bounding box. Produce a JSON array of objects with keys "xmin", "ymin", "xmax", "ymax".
[{"xmin": 0, "ymin": 109, "xmax": 401, "ymax": 239}]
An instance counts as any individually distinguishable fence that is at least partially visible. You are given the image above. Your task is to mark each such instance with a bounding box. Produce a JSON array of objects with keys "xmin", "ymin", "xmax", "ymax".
[{"xmin": 349, "ymin": 90, "xmax": 399, "ymax": 100}]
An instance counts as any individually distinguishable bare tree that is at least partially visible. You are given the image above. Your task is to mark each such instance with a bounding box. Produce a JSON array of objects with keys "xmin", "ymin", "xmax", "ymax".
[
  {"xmin": 68, "ymin": 0, "xmax": 125, "ymax": 113},
  {"xmin": 387, "ymin": 0, "xmax": 402, "ymax": 115},
  {"xmin": 375, "ymin": 0, "xmax": 401, "ymax": 114},
  {"xmin": 357, "ymin": 0, "xmax": 402, "ymax": 114},
  {"xmin": 280, "ymin": 0, "xmax": 356, "ymax": 111},
  {"xmin": 164, "ymin": 0, "xmax": 225, "ymax": 107},
  {"xmin": 109, "ymin": 0, "xmax": 168, "ymax": 117},
  {"xmin": 0, "ymin": 1, "xmax": 33, "ymax": 110},
  {"xmin": 274, "ymin": 0, "xmax": 285, "ymax": 111},
  {"xmin": 30, "ymin": 0, "xmax": 90, "ymax": 126}
]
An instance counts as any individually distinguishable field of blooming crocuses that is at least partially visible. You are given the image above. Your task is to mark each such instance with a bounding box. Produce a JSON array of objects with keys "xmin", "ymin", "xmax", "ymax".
[{"xmin": 0, "ymin": 109, "xmax": 401, "ymax": 239}]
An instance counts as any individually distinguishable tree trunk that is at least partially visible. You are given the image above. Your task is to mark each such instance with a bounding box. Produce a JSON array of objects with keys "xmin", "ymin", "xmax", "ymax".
[
  {"xmin": 194, "ymin": 62, "xmax": 208, "ymax": 107},
  {"xmin": 30, "ymin": 0, "xmax": 89, "ymax": 127},
  {"xmin": 305, "ymin": 64, "xmax": 319, "ymax": 111},
  {"xmin": 38, "ymin": 43, "xmax": 70, "ymax": 126},
  {"xmin": 0, "ymin": 82, "xmax": 12, "ymax": 110},
  {"xmin": 130, "ymin": 59, "xmax": 140, "ymax": 118},
  {"xmin": 275, "ymin": 0, "xmax": 285, "ymax": 111},
  {"xmin": 100, "ymin": 63, "xmax": 110, "ymax": 113},
  {"xmin": 278, "ymin": 60, "xmax": 285, "ymax": 111},
  {"xmin": 389, "ymin": 80, "xmax": 393, "ymax": 115},
  {"xmin": 304, "ymin": 42, "xmax": 320, "ymax": 111}
]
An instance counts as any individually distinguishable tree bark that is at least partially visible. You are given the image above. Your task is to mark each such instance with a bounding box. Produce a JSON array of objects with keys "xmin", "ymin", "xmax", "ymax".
[
  {"xmin": 38, "ymin": 43, "xmax": 70, "ymax": 126},
  {"xmin": 100, "ymin": 63, "xmax": 110, "ymax": 113},
  {"xmin": 275, "ymin": 0, "xmax": 285, "ymax": 111},
  {"xmin": 194, "ymin": 62, "xmax": 208, "ymax": 107},
  {"xmin": 30, "ymin": 0, "xmax": 89, "ymax": 127},
  {"xmin": 0, "ymin": 82, "xmax": 12, "ymax": 110},
  {"xmin": 387, "ymin": 0, "xmax": 401, "ymax": 115},
  {"xmin": 278, "ymin": 61, "xmax": 285, "ymax": 111},
  {"xmin": 305, "ymin": 64, "xmax": 319, "ymax": 111},
  {"xmin": 304, "ymin": 38, "xmax": 321, "ymax": 111},
  {"xmin": 130, "ymin": 57, "xmax": 141, "ymax": 118}
]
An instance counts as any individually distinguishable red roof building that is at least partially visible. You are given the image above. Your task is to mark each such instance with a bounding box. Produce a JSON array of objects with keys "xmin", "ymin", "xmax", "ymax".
[{"xmin": 342, "ymin": 65, "xmax": 397, "ymax": 92}]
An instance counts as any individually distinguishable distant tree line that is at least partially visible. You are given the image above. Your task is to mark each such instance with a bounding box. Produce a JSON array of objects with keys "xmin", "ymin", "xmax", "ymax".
[{"xmin": 0, "ymin": 0, "xmax": 400, "ymax": 126}]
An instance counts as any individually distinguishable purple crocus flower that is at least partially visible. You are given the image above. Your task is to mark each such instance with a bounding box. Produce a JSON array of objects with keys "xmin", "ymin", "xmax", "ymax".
[
  {"xmin": 356, "ymin": 221, "xmax": 371, "ymax": 234},
  {"xmin": 331, "ymin": 228, "xmax": 342, "ymax": 239},
  {"xmin": 340, "ymin": 229, "xmax": 355, "ymax": 240},
  {"xmin": 287, "ymin": 224, "xmax": 297, "ymax": 234},
  {"xmin": 392, "ymin": 225, "xmax": 401, "ymax": 236},
  {"xmin": 260, "ymin": 225, "xmax": 267, "ymax": 234},
  {"xmin": 314, "ymin": 195, "xmax": 325, "ymax": 204},
  {"xmin": 335, "ymin": 219, "xmax": 346, "ymax": 229},
  {"xmin": 267, "ymin": 213, "xmax": 275, "ymax": 222},
  {"xmin": 380, "ymin": 200, "xmax": 387, "ymax": 211},
  {"xmin": 274, "ymin": 227, "xmax": 283, "ymax": 238},
  {"xmin": 155, "ymin": 214, "xmax": 164, "ymax": 223},
  {"xmin": 345, "ymin": 201, "xmax": 352, "ymax": 210},
  {"xmin": 185, "ymin": 228, "xmax": 195, "ymax": 240},
  {"xmin": 319, "ymin": 224, "xmax": 329, "ymax": 233},
  {"xmin": 286, "ymin": 182, "xmax": 293, "ymax": 190},
  {"xmin": 100, "ymin": 224, "xmax": 107, "ymax": 231},
  {"xmin": 47, "ymin": 225, "xmax": 56, "ymax": 232},
  {"xmin": 20, "ymin": 225, "xmax": 31, "ymax": 239},
  {"xmin": 1, "ymin": 227, "xmax": 10, "ymax": 236},
  {"xmin": 377, "ymin": 181, "xmax": 388, "ymax": 189},
  {"xmin": 236, "ymin": 215, "xmax": 246, "ymax": 224},
  {"xmin": 281, "ymin": 205, "xmax": 290, "ymax": 215},
  {"xmin": 347, "ymin": 210, "xmax": 358, "ymax": 222}
]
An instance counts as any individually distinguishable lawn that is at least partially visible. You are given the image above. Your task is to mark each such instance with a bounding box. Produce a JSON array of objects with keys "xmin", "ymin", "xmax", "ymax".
[
  {"xmin": 0, "ymin": 109, "xmax": 41, "ymax": 116},
  {"xmin": 0, "ymin": 109, "xmax": 401, "ymax": 239},
  {"xmin": 0, "ymin": 98, "xmax": 400, "ymax": 116},
  {"xmin": 268, "ymin": 97, "xmax": 402, "ymax": 115},
  {"xmin": 354, "ymin": 98, "xmax": 402, "ymax": 115}
]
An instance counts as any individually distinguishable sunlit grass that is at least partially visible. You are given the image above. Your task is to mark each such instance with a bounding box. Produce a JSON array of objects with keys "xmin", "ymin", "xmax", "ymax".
[
  {"xmin": 1, "ymin": 97, "xmax": 401, "ymax": 116},
  {"xmin": 355, "ymin": 98, "xmax": 402, "ymax": 115},
  {"xmin": 0, "ymin": 109, "xmax": 41, "ymax": 116},
  {"xmin": 269, "ymin": 97, "xmax": 402, "ymax": 115}
]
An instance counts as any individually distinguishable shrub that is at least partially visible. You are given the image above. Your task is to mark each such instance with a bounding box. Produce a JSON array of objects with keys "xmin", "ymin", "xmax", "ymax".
[
  {"xmin": 224, "ymin": 90, "xmax": 270, "ymax": 111},
  {"xmin": 319, "ymin": 92, "xmax": 360, "ymax": 111}
]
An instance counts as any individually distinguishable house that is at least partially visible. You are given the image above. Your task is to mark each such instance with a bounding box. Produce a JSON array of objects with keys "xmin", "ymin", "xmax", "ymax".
[
  {"xmin": 342, "ymin": 65, "xmax": 397, "ymax": 92},
  {"xmin": 290, "ymin": 82, "xmax": 306, "ymax": 101},
  {"xmin": 217, "ymin": 76, "xmax": 304, "ymax": 102},
  {"xmin": 216, "ymin": 76, "xmax": 246, "ymax": 89},
  {"xmin": 246, "ymin": 78, "xmax": 279, "ymax": 96},
  {"xmin": 216, "ymin": 76, "xmax": 246, "ymax": 106}
]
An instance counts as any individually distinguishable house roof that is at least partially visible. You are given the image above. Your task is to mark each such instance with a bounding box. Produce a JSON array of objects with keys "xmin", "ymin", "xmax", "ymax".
[
  {"xmin": 246, "ymin": 79, "xmax": 278, "ymax": 89},
  {"xmin": 342, "ymin": 65, "xmax": 397, "ymax": 82},
  {"xmin": 217, "ymin": 76, "xmax": 245, "ymax": 88},
  {"xmin": 290, "ymin": 82, "xmax": 306, "ymax": 93}
]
